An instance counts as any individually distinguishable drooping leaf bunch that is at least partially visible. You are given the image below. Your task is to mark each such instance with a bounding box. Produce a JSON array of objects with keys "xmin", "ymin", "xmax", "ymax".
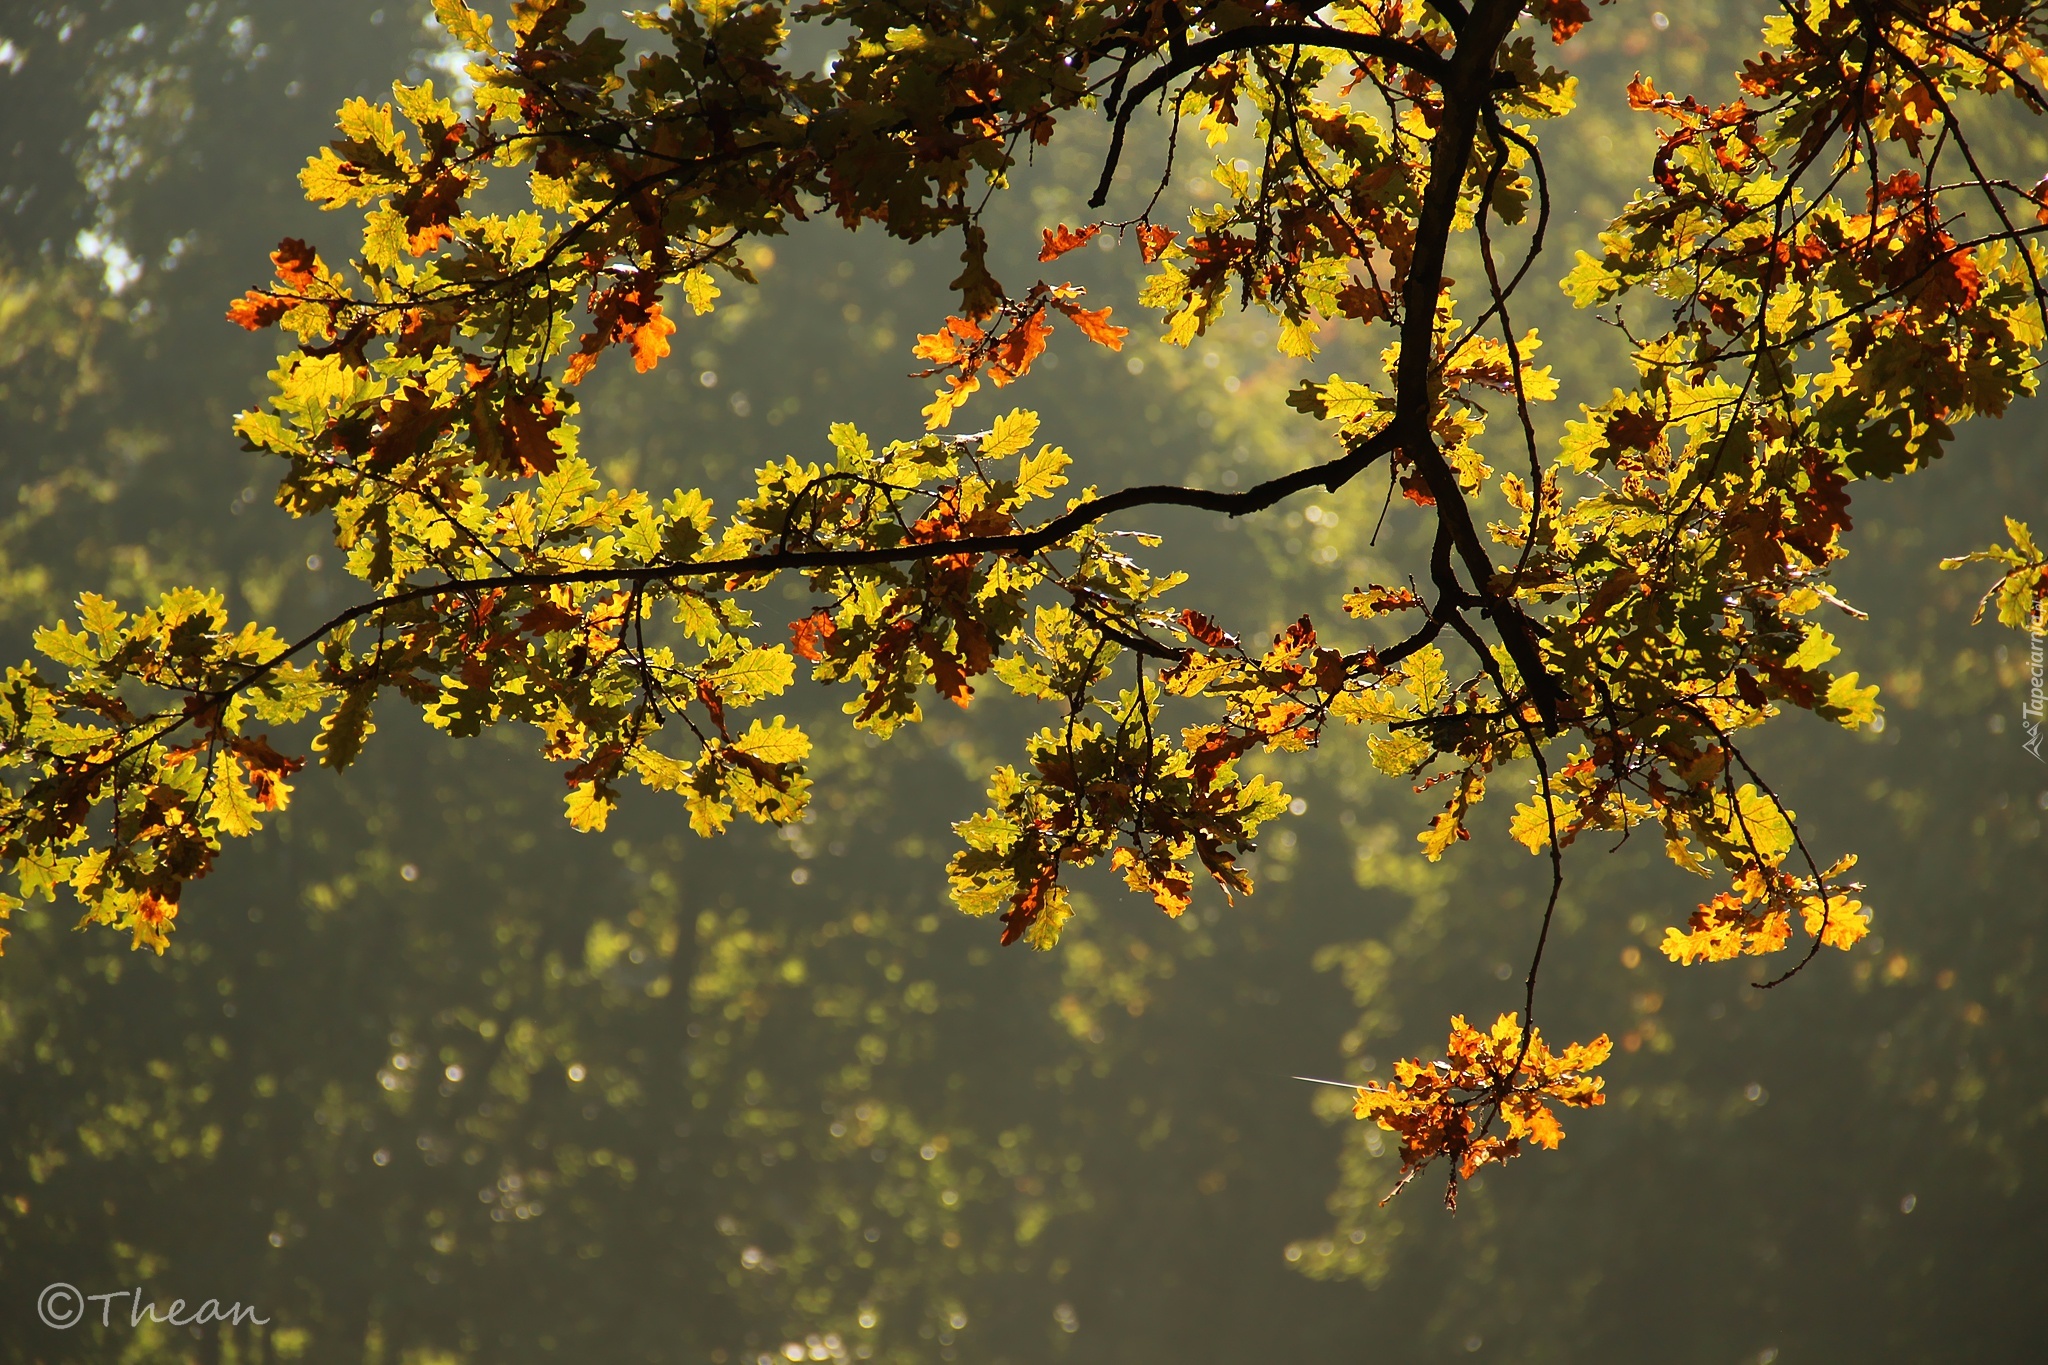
[
  {"xmin": 6, "ymin": 0, "xmax": 2048, "ymax": 1203},
  {"xmin": 1352, "ymin": 1013, "xmax": 1612, "ymax": 1211}
]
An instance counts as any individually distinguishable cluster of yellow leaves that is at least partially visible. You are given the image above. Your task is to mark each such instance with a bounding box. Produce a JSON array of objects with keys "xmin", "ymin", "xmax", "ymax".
[
  {"xmin": 1660, "ymin": 855, "xmax": 1869, "ymax": 965},
  {"xmin": 0, "ymin": 590, "xmax": 323, "ymax": 953},
  {"xmin": 1423, "ymin": 5, "xmax": 2048, "ymax": 984},
  {"xmin": 946, "ymin": 684, "xmax": 1292, "ymax": 949},
  {"xmin": 1352, "ymin": 1013, "xmax": 1611, "ymax": 1210}
]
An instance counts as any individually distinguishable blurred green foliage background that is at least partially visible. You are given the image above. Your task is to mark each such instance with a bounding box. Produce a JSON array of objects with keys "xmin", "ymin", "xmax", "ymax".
[{"xmin": 0, "ymin": 3, "xmax": 2042, "ymax": 1362}]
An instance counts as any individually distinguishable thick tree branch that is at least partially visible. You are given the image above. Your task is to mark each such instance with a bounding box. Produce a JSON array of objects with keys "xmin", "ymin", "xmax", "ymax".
[
  {"xmin": 1389, "ymin": 0, "xmax": 1563, "ymax": 729},
  {"xmin": 168, "ymin": 430, "xmax": 1401, "ymax": 719},
  {"xmin": 1089, "ymin": 24, "xmax": 1452, "ymax": 209}
]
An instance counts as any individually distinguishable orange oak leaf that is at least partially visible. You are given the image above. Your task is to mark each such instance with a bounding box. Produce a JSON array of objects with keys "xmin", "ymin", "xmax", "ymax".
[
  {"xmin": 1178, "ymin": 609, "xmax": 1238, "ymax": 649},
  {"xmin": 695, "ymin": 676, "xmax": 728, "ymax": 734},
  {"xmin": 1532, "ymin": 0, "xmax": 1592, "ymax": 41},
  {"xmin": 1137, "ymin": 224, "xmax": 1178, "ymax": 263},
  {"xmin": 790, "ymin": 608, "xmax": 838, "ymax": 663},
  {"xmin": 272, "ymin": 238, "xmax": 319, "ymax": 290},
  {"xmin": 1038, "ymin": 223, "xmax": 1099, "ymax": 261},
  {"xmin": 404, "ymin": 173, "xmax": 466, "ymax": 255},
  {"xmin": 921, "ymin": 638, "xmax": 974, "ymax": 708},
  {"xmin": 1335, "ymin": 280, "xmax": 1390, "ymax": 322},
  {"xmin": 1052, "ymin": 297, "xmax": 1128, "ymax": 349},
  {"xmin": 988, "ymin": 308, "xmax": 1052, "ymax": 384},
  {"xmin": 1313, "ymin": 647, "xmax": 1347, "ymax": 695},
  {"xmin": 629, "ymin": 303, "xmax": 677, "ymax": 373},
  {"xmin": 999, "ymin": 861, "xmax": 1058, "ymax": 946},
  {"xmin": 229, "ymin": 735, "xmax": 306, "ymax": 809},
  {"xmin": 913, "ymin": 315, "xmax": 984, "ymax": 367},
  {"xmin": 227, "ymin": 291, "xmax": 292, "ymax": 331}
]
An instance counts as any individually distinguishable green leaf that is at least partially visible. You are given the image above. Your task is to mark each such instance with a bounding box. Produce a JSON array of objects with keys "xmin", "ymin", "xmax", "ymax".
[
  {"xmin": 1785, "ymin": 626, "xmax": 1839, "ymax": 671},
  {"xmin": 683, "ymin": 269, "xmax": 720, "ymax": 316},
  {"xmin": 566, "ymin": 780, "xmax": 616, "ymax": 832},
  {"xmin": 981, "ymin": 409, "xmax": 1039, "ymax": 460},
  {"xmin": 208, "ymin": 751, "xmax": 264, "ymax": 838},
  {"xmin": 1368, "ymin": 733, "xmax": 1430, "ymax": 776},
  {"xmin": 1823, "ymin": 672, "xmax": 1881, "ymax": 729},
  {"xmin": 1561, "ymin": 250, "xmax": 1623, "ymax": 308},
  {"xmin": 711, "ymin": 647, "xmax": 795, "ymax": 704},
  {"xmin": 731, "ymin": 715, "xmax": 811, "ymax": 765},
  {"xmin": 433, "ymin": 0, "xmax": 496, "ymax": 51},
  {"xmin": 1013, "ymin": 445, "xmax": 1071, "ymax": 503},
  {"xmin": 313, "ymin": 687, "xmax": 378, "ymax": 770}
]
